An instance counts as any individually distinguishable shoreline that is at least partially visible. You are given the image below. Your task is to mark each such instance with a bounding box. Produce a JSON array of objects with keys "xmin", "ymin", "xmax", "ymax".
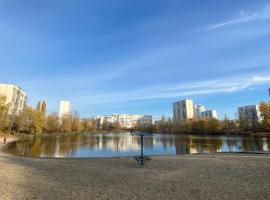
[
  {"xmin": 0, "ymin": 138, "xmax": 270, "ymax": 199},
  {"xmin": 2, "ymin": 130, "xmax": 270, "ymax": 138}
]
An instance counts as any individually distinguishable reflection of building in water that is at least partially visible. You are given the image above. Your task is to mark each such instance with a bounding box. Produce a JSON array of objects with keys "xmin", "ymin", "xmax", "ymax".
[
  {"xmin": 174, "ymin": 136, "xmax": 224, "ymax": 154},
  {"xmin": 53, "ymin": 138, "xmax": 64, "ymax": 158},
  {"xmin": 95, "ymin": 135, "xmax": 154, "ymax": 152},
  {"xmin": 189, "ymin": 144, "xmax": 198, "ymax": 154},
  {"xmin": 97, "ymin": 136, "xmax": 141, "ymax": 152},
  {"xmin": 262, "ymin": 138, "xmax": 269, "ymax": 151},
  {"xmin": 175, "ymin": 143, "xmax": 190, "ymax": 154},
  {"xmin": 95, "ymin": 114, "xmax": 152, "ymax": 129}
]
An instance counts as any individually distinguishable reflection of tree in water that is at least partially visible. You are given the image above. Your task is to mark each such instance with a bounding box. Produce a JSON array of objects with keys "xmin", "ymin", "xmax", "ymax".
[
  {"xmin": 156, "ymin": 136, "xmax": 174, "ymax": 150},
  {"xmin": 67, "ymin": 134, "xmax": 151, "ymax": 152},
  {"xmin": 203, "ymin": 137, "xmax": 223, "ymax": 153},
  {"xmin": 30, "ymin": 137, "xmax": 42, "ymax": 156},
  {"xmin": 42, "ymin": 136, "xmax": 57, "ymax": 156},
  {"xmin": 241, "ymin": 136, "xmax": 267, "ymax": 151},
  {"xmin": 10, "ymin": 134, "xmax": 270, "ymax": 157},
  {"xmin": 58, "ymin": 135, "xmax": 71, "ymax": 156},
  {"xmin": 144, "ymin": 136, "xmax": 154, "ymax": 149},
  {"xmin": 174, "ymin": 136, "xmax": 223, "ymax": 154},
  {"xmin": 174, "ymin": 136, "xmax": 191, "ymax": 154}
]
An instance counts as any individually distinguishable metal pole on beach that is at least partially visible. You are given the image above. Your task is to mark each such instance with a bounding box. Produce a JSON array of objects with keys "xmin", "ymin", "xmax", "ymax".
[{"xmin": 141, "ymin": 135, "xmax": 144, "ymax": 166}]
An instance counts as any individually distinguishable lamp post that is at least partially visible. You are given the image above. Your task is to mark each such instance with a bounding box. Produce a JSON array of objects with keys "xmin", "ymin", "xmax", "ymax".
[{"xmin": 132, "ymin": 132, "xmax": 151, "ymax": 167}]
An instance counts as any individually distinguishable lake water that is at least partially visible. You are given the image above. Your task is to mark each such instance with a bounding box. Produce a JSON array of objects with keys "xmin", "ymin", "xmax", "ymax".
[{"xmin": 7, "ymin": 133, "xmax": 270, "ymax": 158}]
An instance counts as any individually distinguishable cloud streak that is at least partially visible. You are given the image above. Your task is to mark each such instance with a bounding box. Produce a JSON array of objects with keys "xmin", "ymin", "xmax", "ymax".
[
  {"xmin": 205, "ymin": 4, "xmax": 270, "ymax": 31},
  {"xmin": 81, "ymin": 75, "xmax": 270, "ymax": 103}
]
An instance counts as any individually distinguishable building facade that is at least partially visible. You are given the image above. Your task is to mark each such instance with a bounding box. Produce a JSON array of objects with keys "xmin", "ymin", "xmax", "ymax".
[
  {"xmin": 238, "ymin": 105, "xmax": 262, "ymax": 123},
  {"xmin": 0, "ymin": 84, "xmax": 27, "ymax": 115},
  {"xmin": 96, "ymin": 114, "xmax": 152, "ymax": 129},
  {"xmin": 194, "ymin": 104, "xmax": 205, "ymax": 119},
  {"xmin": 59, "ymin": 101, "xmax": 72, "ymax": 117},
  {"xmin": 201, "ymin": 110, "xmax": 218, "ymax": 119},
  {"xmin": 173, "ymin": 99, "xmax": 194, "ymax": 122}
]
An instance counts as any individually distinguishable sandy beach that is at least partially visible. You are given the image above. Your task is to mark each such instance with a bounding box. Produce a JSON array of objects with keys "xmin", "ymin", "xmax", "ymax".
[{"xmin": 0, "ymin": 137, "xmax": 270, "ymax": 200}]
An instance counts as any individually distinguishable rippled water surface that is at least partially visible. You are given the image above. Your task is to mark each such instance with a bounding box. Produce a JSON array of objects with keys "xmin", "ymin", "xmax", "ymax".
[{"xmin": 7, "ymin": 133, "xmax": 270, "ymax": 158}]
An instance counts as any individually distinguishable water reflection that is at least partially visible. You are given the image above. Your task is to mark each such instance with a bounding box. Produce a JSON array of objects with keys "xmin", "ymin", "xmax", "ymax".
[{"xmin": 7, "ymin": 133, "xmax": 270, "ymax": 158}]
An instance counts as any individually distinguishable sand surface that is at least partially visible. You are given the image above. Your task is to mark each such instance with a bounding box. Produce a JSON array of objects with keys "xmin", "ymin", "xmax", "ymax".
[{"xmin": 0, "ymin": 137, "xmax": 270, "ymax": 200}]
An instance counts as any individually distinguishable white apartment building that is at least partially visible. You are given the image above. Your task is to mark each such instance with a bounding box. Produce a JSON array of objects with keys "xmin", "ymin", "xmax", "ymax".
[
  {"xmin": 0, "ymin": 84, "xmax": 27, "ymax": 115},
  {"xmin": 238, "ymin": 105, "xmax": 262, "ymax": 123},
  {"xmin": 201, "ymin": 110, "xmax": 218, "ymax": 119},
  {"xmin": 96, "ymin": 114, "xmax": 152, "ymax": 129},
  {"xmin": 173, "ymin": 99, "xmax": 194, "ymax": 122},
  {"xmin": 194, "ymin": 104, "xmax": 205, "ymax": 119},
  {"xmin": 59, "ymin": 101, "xmax": 72, "ymax": 117}
]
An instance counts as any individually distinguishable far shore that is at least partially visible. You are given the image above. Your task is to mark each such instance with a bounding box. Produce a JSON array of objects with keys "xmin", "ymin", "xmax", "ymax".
[{"xmin": 1, "ymin": 130, "xmax": 270, "ymax": 139}]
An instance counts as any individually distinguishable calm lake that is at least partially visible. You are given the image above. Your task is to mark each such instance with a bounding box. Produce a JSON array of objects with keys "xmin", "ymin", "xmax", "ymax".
[{"xmin": 7, "ymin": 133, "xmax": 270, "ymax": 158}]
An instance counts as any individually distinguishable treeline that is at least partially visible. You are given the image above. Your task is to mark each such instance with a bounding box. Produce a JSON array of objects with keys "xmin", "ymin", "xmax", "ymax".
[
  {"xmin": 137, "ymin": 102, "xmax": 270, "ymax": 135},
  {"xmin": 0, "ymin": 96, "xmax": 97, "ymax": 134},
  {"xmin": 1, "ymin": 94, "xmax": 270, "ymax": 135}
]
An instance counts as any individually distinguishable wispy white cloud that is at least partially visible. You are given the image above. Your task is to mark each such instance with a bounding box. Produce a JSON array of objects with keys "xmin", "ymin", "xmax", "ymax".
[
  {"xmin": 205, "ymin": 4, "xmax": 270, "ymax": 31},
  {"xmin": 81, "ymin": 75, "xmax": 270, "ymax": 103}
]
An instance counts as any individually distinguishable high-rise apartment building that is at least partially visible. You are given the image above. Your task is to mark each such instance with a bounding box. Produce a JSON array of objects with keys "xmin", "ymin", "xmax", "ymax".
[
  {"xmin": 59, "ymin": 101, "xmax": 72, "ymax": 117},
  {"xmin": 0, "ymin": 84, "xmax": 27, "ymax": 115},
  {"xmin": 238, "ymin": 105, "xmax": 262, "ymax": 123},
  {"xmin": 173, "ymin": 99, "xmax": 194, "ymax": 122},
  {"xmin": 194, "ymin": 104, "xmax": 205, "ymax": 119},
  {"xmin": 201, "ymin": 110, "xmax": 218, "ymax": 119}
]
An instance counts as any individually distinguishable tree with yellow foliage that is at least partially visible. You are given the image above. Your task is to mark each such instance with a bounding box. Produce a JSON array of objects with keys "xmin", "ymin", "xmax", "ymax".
[
  {"xmin": 60, "ymin": 113, "xmax": 72, "ymax": 132},
  {"xmin": 0, "ymin": 95, "xmax": 9, "ymax": 131},
  {"xmin": 46, "ymin": 112, "xmax": 59, "ymax": 133},
  {"xmin": 259, "ymin": 102, "xmax": 270, "ymax": 131},
  {"xmin": 72, "ymin": 111, "xmax": 81, "ymax": 132}
]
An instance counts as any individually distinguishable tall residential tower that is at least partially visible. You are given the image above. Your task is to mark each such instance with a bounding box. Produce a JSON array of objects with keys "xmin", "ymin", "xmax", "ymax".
[
  {"xmin": 0, "ymin": 84, "xmax": 27, "ymax": 115},
  {"xmin": 238, "ymin": 105, "xmax": 262, "ymax": 123},
  {"xmin": 173, "ymin": 99, "xmax": 194, "ymax": 123},
  {"xmin": 194, "ymin": 104, "xmax": 205, "ymax": 119},
  {"xmin": 59, "ymin": 101, "xmax": 72, "ymax": 117}
]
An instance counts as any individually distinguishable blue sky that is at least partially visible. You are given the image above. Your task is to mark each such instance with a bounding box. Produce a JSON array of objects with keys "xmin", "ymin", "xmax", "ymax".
[{"xmin": 1, "ymin": 0, "xmax": 270, "ymax": 119}]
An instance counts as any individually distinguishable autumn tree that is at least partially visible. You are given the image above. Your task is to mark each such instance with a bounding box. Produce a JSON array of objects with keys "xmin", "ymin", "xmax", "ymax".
[
  {"xmin": 46, "ymin": 112, "xmax": 59, "ymax": 133},
  {"xmin": 81, "ymin": 118, "xmax": 97, "ymax": 132},
  {"xmin": 72, "ymin": 111, "xmax": 81, "ymax": 132},
  {"xmin": 221, "ymin": 116, "xmax": 237, "ymax": 134},
  {"xmin": 29, "ymin": 108, "xmax": 44, "ymax": 134},
  {"xmin": 191, "ymin": 119, "xmax": 207, "ymax": 134},
  {"xmin": 41, "ymin": 101, "xmax": 46, "ymax": 115},
  {"xmin": 208, "ymin": 118, "xmax": 221, "ymax": 134},
  {"xmin": 12, "ymin": 107, "xmax": 31, "ymax": 134},
  {"xmin": 81, "ymin": 119, "xmax": 91, "ymax": 132},
  {"xmin": 60, "ymin": 113, "xmax": 72, "ymax": 132},
  {"xmin": 0, "ymin": 95, "xmax": 9, "ymax": 131},
  {"xmin": 36, "ymin": 101, "xmax": 41, "ymax": 112},
  {"xmin": 259, "ymin": 102, "xmax": 270, "ymax": 131}
]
